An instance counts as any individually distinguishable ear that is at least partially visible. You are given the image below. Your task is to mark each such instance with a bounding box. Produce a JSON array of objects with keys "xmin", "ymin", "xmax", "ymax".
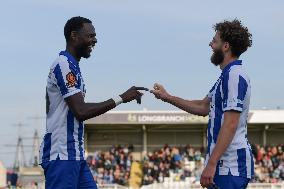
[
  {"xmin": 70, "ymin": 31, "xmax": 78, "ymax": 42},
  {"xmin": 223, "ymin": 42, "xmax": 230, "ymax": 52}
]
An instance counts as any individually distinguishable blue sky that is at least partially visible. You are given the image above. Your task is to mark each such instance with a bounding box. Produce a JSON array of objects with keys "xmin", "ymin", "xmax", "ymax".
[{"xmin": 0, "ymin": 0, "xmax": 283, "ymax": 167}]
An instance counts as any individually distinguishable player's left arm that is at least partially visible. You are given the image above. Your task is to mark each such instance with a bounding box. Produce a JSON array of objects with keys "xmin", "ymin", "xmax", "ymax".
[{"xmin": 200, "ymin": 111, "xmax": 240, "ymax": 188}]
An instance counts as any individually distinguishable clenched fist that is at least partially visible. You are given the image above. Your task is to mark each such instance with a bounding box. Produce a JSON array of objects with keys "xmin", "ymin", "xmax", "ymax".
[{"xmin": 150, "ymin": 83, "xmax": 170, "ymax": 102}]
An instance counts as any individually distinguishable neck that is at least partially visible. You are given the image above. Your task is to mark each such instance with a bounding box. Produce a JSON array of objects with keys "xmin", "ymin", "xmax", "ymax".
[
  {"xmin": 66, "ymin": 45, "xmax": 81, "ymax": 63},
  {"xmin": 219, "ymin": 55, "xmax": 238, "ymax": 70}
]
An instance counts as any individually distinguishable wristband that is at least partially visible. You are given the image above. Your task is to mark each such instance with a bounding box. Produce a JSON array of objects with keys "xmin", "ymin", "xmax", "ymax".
[{"xmin": 113, "ymin": 96, "xmax": 123, "ymax": 106}]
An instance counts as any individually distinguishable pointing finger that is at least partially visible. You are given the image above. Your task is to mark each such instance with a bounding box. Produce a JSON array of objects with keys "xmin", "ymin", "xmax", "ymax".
[{"xmin": 135, "ymin": 87, "xmax": 149, "ymax": 91}]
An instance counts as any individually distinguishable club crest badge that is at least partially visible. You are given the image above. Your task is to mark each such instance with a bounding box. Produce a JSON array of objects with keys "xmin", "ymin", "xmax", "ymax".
[{"xmin": 66, "ymin": 72, "xmax": 77, "ymax": 88}]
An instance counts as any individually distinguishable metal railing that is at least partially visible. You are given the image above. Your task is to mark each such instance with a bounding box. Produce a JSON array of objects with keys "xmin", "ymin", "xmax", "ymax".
[
  {"xmin": 140, "ymin": 182, "xmax": 284, "ymax": 189},
  {"xmin": 15, "ymin": 182, "xmax": 284, "ymax": 189},
  {"xmin": 97, "ymin": 184, "xmax": 129, "ymax": 189}
]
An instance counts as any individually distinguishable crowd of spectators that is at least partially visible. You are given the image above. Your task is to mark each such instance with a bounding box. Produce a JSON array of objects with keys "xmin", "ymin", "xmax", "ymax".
[
  {"xmin": 87, "ymin": 144, "xmax": 284, "ymax": 186},
  {"xmin": 141, "ymin": 144, "xmax": 204, "ymax": 185},
  {"xmin": 87, "ymin": 144, "xmax": 205, "ymax": 186},
  {"xmin": 251, "ymin": 144, "xmax": 284, "ymax": 183},
  {"xmin": 86, "ymin": 145, "xmax": 134, "ymax": 186},
  {"xmin": 3, "ymin": 143, "xmax": 284, "ymax": 188}
]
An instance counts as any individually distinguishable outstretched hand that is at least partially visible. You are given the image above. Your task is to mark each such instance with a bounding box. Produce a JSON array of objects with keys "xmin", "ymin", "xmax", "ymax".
[
  {"xmin": 150, "ymin": 83, "xmax": 170, "ymax": 102},
  {"xmin": 120, "ymin": 86, "xmax": 149, "ymax": 104}
]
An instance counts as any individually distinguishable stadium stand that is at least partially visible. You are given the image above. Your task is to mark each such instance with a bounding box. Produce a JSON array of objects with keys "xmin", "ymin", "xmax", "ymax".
[
  {"xmin": 83, "ymin": 110, "xmax": 284, "ymax": 188},
  {"xmin": 86, "ymin": 144, "xmax": 284, "ymax": 188},
  {"xmin": 5, "ymin": 110, "xmax": 284, "ymax": 188}
]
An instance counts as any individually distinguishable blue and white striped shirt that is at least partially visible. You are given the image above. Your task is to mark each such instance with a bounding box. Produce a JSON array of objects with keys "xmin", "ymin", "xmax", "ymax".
[
  {"xmin": 39, "ymin": 51, "xmax": 86, "ymax": 163},
  {"xmin": 205, "ymin": 60, "xmax": 254, "ymax": 179}
]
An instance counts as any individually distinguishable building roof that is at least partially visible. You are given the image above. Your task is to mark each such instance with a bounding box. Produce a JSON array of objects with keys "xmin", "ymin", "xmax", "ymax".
[{"xmin": 249, "ymin": 110, "xmax": 284, "ymax": 124}]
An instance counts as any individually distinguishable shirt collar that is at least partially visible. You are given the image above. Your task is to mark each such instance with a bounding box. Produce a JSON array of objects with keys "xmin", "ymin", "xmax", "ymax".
[
  {"xmin": 222, "ymin": 59, "xmax": 242, "ymax": 74},
  {"xmin": 59, "ymin": 51, "xmax": 79, "ymax": 69}
]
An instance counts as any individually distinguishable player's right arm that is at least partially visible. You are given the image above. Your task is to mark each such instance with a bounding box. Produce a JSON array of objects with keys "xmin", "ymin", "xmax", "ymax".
[
  {"xmin": 150, "ymin": 83, "xmax": 210, "ymax": 116},
  {"xmin": 51, "ymin": 60, "xmax": 147, "ymax": 122},
  {"xmin": 66, "ymin": 86, "xmax": 147, "ymax": 121}
]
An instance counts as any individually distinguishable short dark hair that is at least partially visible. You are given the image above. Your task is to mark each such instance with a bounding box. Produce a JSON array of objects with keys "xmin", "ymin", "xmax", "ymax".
[
  {"xmin": 64, "ymin": 16, "xmax": 92, "ymax": 42},
  {"xmin": 214, "ymin": 19, "xmax": 252, "ymax": 57}
]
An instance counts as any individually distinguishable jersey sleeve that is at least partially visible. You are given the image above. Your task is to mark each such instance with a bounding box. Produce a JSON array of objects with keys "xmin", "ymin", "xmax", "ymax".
[
  {"xmin": 53, "ymin": 61, "xmax": 81, "ymax": 98},
  {"xmin": 222, "ymin": 70, "xmax": 248, "ymax": 112}
]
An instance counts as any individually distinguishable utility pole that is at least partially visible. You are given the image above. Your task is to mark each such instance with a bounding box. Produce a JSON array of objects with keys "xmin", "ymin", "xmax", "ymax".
[
  {"xmin": 27, "ymin": 115, "xmax": 44, "ymax": 167},
  {"xmin": 31, "ymin": 130, "xmax": 40, "ymax": 166},
  {"xmin": 13, "ymin": 123, "xmax": 26, "ymax": 170}
]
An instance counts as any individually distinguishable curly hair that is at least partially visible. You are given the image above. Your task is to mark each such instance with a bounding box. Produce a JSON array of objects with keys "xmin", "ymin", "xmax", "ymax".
[
  {"xmin": 214, "ymin": 19, "xmax": 252, "ymax": 57},
  {"xmin": 64, "ymin": 16, "xmax": 92, "ymax": 42}
]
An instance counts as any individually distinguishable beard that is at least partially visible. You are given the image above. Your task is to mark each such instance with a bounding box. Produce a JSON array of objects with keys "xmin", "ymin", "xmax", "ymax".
[
  {"xmin": 210, "ymin": 49, "xmax": 224, "ymax": 66},
  {"xmin": 76, "ymin": 44, "xmax": 91, "ymax": 59}
]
